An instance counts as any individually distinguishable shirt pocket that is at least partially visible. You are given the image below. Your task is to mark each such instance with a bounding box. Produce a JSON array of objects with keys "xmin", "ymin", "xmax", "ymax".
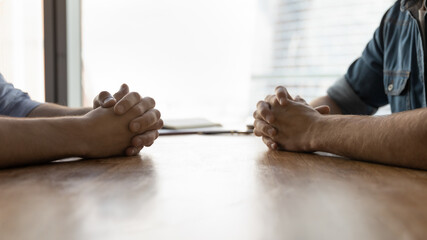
[{"xmin": 383, "ymin": 70, "xmax": 411, "ymax": 111}]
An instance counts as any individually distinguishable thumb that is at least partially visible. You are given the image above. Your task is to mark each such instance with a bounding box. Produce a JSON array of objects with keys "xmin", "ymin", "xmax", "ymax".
[
  {"xmin": 93, "ymin": 91, "xmax": 116, "ymax": 109},
  {"xmin": 314, "ymin": 105, "xmax": 330, "ymax": 115}
]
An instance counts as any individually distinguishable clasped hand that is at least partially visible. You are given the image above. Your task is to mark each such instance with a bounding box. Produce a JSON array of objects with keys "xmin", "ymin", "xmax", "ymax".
[
  {"xmin": 91, "ymin": 84, "xmax": 163, "ymax": 157},
  {"xmin": 253, "ymin": 86, "xmax": 330, "ymax": 152}
]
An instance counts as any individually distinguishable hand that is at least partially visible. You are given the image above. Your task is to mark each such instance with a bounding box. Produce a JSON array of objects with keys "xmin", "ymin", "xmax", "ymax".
[
  {"xmin": 80, "ymin": 104, "xmax": 154, "ymax": 158},
  {"xmin": 253, "ymin": 86, "xmax": 328, "ymax": 150},
  {"xmin": 93, "ymin": 84, "xmax": 163, "ymax": 155}
]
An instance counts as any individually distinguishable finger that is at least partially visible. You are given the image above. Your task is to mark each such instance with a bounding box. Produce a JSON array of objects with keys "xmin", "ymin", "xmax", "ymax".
[
  {"xmin": 150, "ymin": 118, "xmax": 164, "ymax": 130},
  {"xmin": 93, "ymin": 91, "xmax": 116, "ymax": 109},
  {"xmin": 125, "ymin": 146, "xmax": 144, "ymax": 156},
  {"xmin": 125, "ymin": 97, "xmax": 156, "ymax": 118},
  {"xmin": 115, "ymin": 94, "xmax": 156, "ymax": 117},
  {"xmin": 135, "ymin": 146, "xmax": 144, "ymax": 154},
  {"xmin": 314, "ymin": 105, "xmax": 331, "ymax": 115},
  {"xmin": 129, "ymin": 109, "xmax": 161, "ymax": 133},
  {"xmin": 275, "ymin": 86, "xmax": 293, "ymax": 106},
  {"xmin": 294, "ymin": 95, "xmax": 307, "ymax": 105},
  {"xmin": 253, "ymin": 122, "xmax": 263, "ymax": 137},
  {"xmin": 129, "ymin": 119, "xmax": 163, "ymax": 137},
  {"xmin": 114, "ymin": 92, "xmax": 143, "ymax": 115},
  {"xmin": 131, "ymin": 118, "xmax": 163, "ymax": 133},
  {"xmin": 134, "ymin": 147, "xmax": 144, "ymax": 156},
  {"xmin": 255, "ymin": 101, "xmax": 274, "ymax": 123},
  {"xmin": 262, "ymin": 136, "xmax": 278, "ymax": 150},
  {"xmin": 253, "ymin": 119, "xmax": 277, "ymax": 138},
  {"xmin": 113, "ymin": 84, "xmax": 129, "ymax": 101},
  {"xmin": 264, "ymin": 94, "xmax": 279, "ymax": 105},
  {"xmin": 131, "ymin": 130, "xmax": 160, "ymax": 148}
]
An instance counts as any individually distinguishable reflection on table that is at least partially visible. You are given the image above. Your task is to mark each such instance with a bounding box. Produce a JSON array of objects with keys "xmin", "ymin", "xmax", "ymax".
[{"xmin": 1, "ymin": 135, "xmax": 426, "ymax": 240}]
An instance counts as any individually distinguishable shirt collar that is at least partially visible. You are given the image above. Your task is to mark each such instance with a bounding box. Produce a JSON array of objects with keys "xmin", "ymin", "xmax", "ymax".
[{"xmin": 401, "ymin": 0, "xmax": 426, "ymax": 11}]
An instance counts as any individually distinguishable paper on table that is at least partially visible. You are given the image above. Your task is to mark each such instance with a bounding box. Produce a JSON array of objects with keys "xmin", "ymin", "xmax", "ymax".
[{"xmin": 162, "ymin": 118, "xmax": 222, "ymax": 130}]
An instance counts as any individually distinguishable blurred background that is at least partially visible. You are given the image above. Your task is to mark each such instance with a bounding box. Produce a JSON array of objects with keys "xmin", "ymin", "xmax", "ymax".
[{"xmin": 0, "ymin": 0, "xmax": 394, "ymax": 124}]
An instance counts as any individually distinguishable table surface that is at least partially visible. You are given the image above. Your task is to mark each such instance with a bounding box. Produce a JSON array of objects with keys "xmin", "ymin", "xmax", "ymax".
[{"xmin": 1, "ymin": 135, "xmax": 427, "ymax": 240}]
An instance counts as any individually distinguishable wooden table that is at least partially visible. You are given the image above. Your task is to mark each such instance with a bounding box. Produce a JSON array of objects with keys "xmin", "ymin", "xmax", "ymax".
[{"xmin": 1, "ymin": 135, "xmax": 426, "ymax": 240}]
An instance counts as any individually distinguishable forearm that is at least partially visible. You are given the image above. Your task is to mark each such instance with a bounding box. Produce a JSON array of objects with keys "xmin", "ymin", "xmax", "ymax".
[
  {"xmin": 310, "ymin": 95, "xmax": 342, "ymax": 114},
  {"xmin": 0, "ymin": 117, "xmax": 87, "ymax": 168},
  {"xmin": 312, "ymin": 108, "xmax": 427, "ymax": 169},
  {"xmin": 27, "ymin": 103, "xmax": 91, "ymax": 117}
]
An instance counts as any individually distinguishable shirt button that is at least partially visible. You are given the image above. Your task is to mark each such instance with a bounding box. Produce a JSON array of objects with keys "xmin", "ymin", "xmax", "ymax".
[{"xmin": 388, "ymin": 84, "xmax": 394, "ymax": 91}]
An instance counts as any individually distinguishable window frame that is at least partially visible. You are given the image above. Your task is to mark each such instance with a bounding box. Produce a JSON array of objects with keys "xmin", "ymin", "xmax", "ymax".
[{"xmin": 43, "ymin": 0, "xmax": 82, "ymax": 107}]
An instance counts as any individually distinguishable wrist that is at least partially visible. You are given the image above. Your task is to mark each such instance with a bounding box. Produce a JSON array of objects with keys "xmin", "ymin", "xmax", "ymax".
[
  {"xmin": 307, "ymin": 114, "xmax": 333, "ymax": 152},
  {"xmin": 63, "ymin": 116, "xmax": 90, "ymax": 157}
]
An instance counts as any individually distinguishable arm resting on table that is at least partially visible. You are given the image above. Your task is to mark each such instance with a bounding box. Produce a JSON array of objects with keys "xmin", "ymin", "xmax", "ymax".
[
  {"xmin": 311, "ymin": 108, "xmax": 427, "ymax": 169},
  {"xmin": 27, "ymin": 103, "xmax": 91, "ymax": 117}
]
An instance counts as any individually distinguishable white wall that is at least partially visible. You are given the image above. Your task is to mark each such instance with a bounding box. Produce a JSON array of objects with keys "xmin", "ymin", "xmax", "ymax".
[
  {"xmin": 82, "ymin": 0, "xmax": 257, "ymax": 124},
  {"xmin": 0, "ymin": 0, "xmax": 44, "ymax": 102}
]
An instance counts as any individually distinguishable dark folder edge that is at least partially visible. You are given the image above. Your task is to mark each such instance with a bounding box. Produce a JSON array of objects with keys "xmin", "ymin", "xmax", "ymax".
[{"xmin": 159, "ymin": 127, "xmax": 253, "ymax": 136}]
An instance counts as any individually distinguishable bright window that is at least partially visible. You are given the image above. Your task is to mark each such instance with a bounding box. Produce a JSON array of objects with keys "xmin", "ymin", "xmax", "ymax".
[
  {"xmin": 252, "ymin": 0, "xmax": 395, "ymax": 113},
  {"xmin": 81, "ymin": 0, "xmax": 256, "ymax": 124},
  {"xmin": 0, "ymin": 0, "xmax": 45, "ymax": 102},
  {"xmin": 82, "ymin": 0, "xmax": 396, "ymax": 123}
]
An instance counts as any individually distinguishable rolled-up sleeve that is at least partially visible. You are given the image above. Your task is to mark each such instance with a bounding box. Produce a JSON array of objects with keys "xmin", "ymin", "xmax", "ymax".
[
  {"xmin": 327, "ymin": 10, "xmax": 389, "ymax": 115},
  {"xmin": 327, "ymin": 76, "xmax": 379, "ymax": 115},
  {"xmin": 0, "ymin": 74, "xmax": 41, "ymax": 117}
]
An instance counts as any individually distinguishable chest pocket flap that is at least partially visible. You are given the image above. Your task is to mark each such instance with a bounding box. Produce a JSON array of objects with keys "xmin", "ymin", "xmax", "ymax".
[{"xmin": 383, "ymin": 70, "xmax": 410, "ymax": 95}]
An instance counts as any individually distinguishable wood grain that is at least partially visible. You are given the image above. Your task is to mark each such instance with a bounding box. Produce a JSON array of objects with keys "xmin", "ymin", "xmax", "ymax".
[{"xmin": 0, "ymin": 135, "xmax": 426, "ymax": 240}]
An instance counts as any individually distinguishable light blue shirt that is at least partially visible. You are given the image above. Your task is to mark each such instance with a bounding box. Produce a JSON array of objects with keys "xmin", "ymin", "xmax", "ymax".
[{"xmin": 0, "ymin": 73, "xmax": 41, "ymax": 117}]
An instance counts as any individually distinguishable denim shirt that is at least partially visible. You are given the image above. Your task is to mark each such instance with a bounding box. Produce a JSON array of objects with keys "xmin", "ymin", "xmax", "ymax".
[
  {"xmin": 0, "ymin": 73, "xmax": 40, "ymax": 117},
  {"xmin": 327, "ymin": 0, "xmax": 427, "ymax": 114}
]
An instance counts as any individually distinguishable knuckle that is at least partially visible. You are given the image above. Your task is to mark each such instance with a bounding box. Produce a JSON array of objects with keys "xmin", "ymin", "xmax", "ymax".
[
  {"xmin": 125, "ymin": 147, "xmax": 133, "ymax": 156},
  {"xmin": 145, "ymin": 138, "xmax": 155, "ymax": 147},
  {"xmin": 264, "ymin": 95, "xmax": 273, "ymax": 101},
  {"xmin": 124, "ymin": 92, "xmax": 141, "ymax": 105},
  {"xmin": 253, "ymin": 110, "xmax": 258, "ymax": 119},
  {"xmin": 147, "ymin": 111, "xmax": 158, "ymax": 123},
  {"xmin": 132, "ymin": 137, "xmax": 142, "ymax": 147},
  {"xmin": 145, "ymin": 97, "xmax": 156, "ymax": 107},
  {"xmin": 142, "ymin": 97, "xmax": 155, "ymax": 109},
  {"xmin": 262, "ymin": 125, "xmax": 272, "ymax": 136},
  {"xmin": 129, "ymin": 91, "xmax": 141, "ymax": 100},
  {"xmin": 152, "ymin": 109, "xmax": 161, "ymax": 119},
  {"xmin": 260, "ymin": 108, "xmax": 270, "ymax": 117},
  {"xmin": 113, "ymin": 91, "xmax": 123, "ymax": 99},
  {"xmin": 262, "ymin": 136, "xmax": 270, "ymax": 145},
  {"xmin": 134, "ymin": 134, "xmax": 148, "ymax": 146},
  {"xmin": 119, "ymin": 98, "xmax": 131, "ymax": 108},
  {"xmin": 141, "ymin": 132, "xmax": 156, "ymax": 145},
  {"xmin": 137, "ymin": 116, "xmax": 149, "ymax": 128},
  {"xmin": 256, "ymin": 99, "xmax": 271, "ymax": 109},
  {"xmin": 261, "ymin": 123, "xmax": 268, "ymax": 132},
  {"xmin": 134, "ymin": 104, "xmax": 145, "ymax": 115},
  {"xmin": 157, "ymin": 119, "xmax": 164, "ymax": 129},
  {"xmin": 253, "ymin": 119, "xmax": 260, "ymax": 128},
  {"xmin": 275, "ymin": 85, "xmax": 284, "ymax": 91}
]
